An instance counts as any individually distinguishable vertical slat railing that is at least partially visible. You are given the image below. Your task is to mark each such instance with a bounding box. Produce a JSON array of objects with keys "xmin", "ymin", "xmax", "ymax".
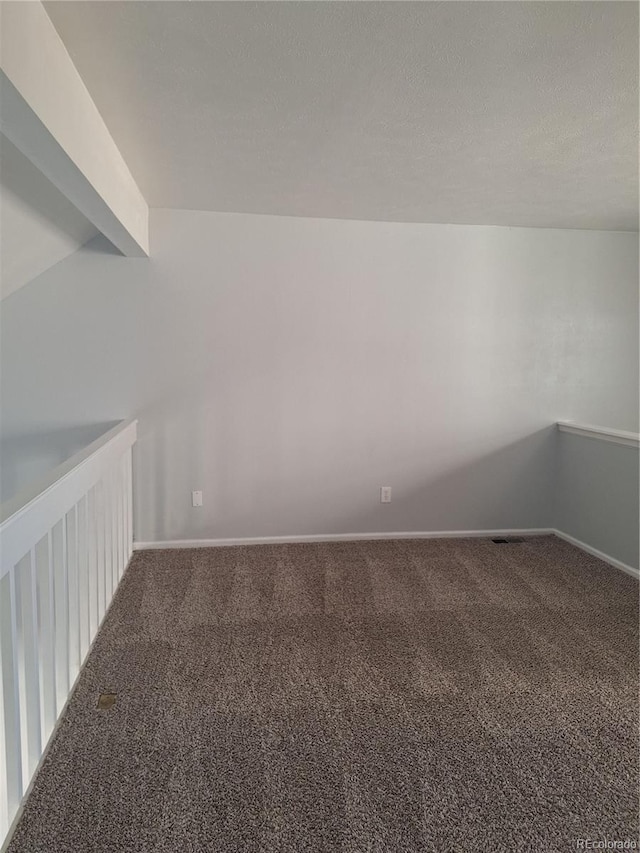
[
  {"xmin": 126, "ymin": 449, "xmax": 133, "ymax": 568},
  {"xmin": 104, "ymin": 472, "xmax": 113, "ymax": 605},
  {"xmin": 53, "ymin": 519, "xmax": 69, "ymax": 715},
  {"xmin": 0, "ymin": 419, "xmax": 136, "ymax": 846},
  {"xmin": 67, "ymin": 506, "xmax": 80, "ymax": 690},
  {"xmin": 118, "ymin": 455, "xmax": 125, "ymax": 580},
  {"xmin": 35, "ymin": 535, "xmax": 55, "ymax": 749},
  {"xmin": 87, "ymin": 486, "xmax": 98, "ymax": 643},
  {"xmin": 0, "ymin": 569, "xmax": 21, "ymax": 840},
  {"xmin": 15, "ymin": 550, "xmax": 42, "ymax": 791},
  {"xmin": 97, "ymin": 481, "xmax": 106, "ymax": 627},
  {"xmin": 77, "ymin": 495, "xmax": 90, "ymax": 664}
]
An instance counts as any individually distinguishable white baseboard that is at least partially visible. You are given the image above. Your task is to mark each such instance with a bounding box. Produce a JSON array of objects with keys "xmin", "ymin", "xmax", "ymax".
[
  {"xmin": 551, "ymin": 529, "xmax": 639, "ymax": 580},
  {"xmin": 133, "ymin": 528, "xmax": 553, "ymax": 551},
  {"xmin": 133, "ymin": 527, "xmax": 639, "ymax": 580}
]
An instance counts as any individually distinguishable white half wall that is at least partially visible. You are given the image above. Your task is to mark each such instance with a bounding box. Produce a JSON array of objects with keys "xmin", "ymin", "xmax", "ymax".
[
  {"xmin": 555, "ymin": 430, "xmax": 639, "ymax": 571},
  {"xmin": 0, "ymin": 210, "xmax": 637, "ymax": 543}
]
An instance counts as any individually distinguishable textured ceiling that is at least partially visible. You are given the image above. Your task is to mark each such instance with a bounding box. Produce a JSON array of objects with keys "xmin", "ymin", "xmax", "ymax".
[{"xmin": 45, "ymin": 1, "xmax": 638, "ymax": 230}]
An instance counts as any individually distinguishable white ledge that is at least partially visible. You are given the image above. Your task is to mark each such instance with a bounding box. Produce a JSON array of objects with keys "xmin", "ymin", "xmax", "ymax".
[
  {"xmin": 557, "ymin": 421, "xmax": 640, "ymax": 448},
  {"xmin": 0, "ymin": 418, "xmax": 137, "ymax": 527}
]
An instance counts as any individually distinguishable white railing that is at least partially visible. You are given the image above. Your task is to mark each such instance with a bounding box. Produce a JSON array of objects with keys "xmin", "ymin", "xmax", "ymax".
[{"xmin": 0, "ymin": 418, "xmax": 137, "ymax": 844}]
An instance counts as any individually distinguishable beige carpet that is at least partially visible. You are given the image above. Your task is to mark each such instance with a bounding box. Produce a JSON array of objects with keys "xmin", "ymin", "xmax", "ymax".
[{"xmin": 7, "ymin": 535, "xmax": 639, "ymax": 852}]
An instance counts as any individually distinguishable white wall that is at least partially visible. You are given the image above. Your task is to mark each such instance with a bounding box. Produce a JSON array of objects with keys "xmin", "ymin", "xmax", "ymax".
[{"xmin": 1, "ymin": 210, "xmax": 637, "ymax": 543}]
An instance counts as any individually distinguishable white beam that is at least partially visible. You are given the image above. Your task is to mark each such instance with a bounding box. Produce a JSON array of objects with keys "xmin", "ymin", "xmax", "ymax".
[{"xmin": 0, "ymin": 2, "xmax": 148, "ymax": 257}]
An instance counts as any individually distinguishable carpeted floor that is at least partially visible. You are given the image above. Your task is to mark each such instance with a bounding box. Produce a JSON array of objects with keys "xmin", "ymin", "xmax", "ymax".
[{"xmin": 7, "ymin": 535, "xmax": 639, "ymax": 852}]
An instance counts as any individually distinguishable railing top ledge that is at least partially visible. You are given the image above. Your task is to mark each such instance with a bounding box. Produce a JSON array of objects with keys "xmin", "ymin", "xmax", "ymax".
[
  {"xmin": 0, "ymin": 419, "xmax": 137, "ymax": 528},
  {"xmin": 557, "ymin": 420, "xmax": 640, "ymax": 449}
]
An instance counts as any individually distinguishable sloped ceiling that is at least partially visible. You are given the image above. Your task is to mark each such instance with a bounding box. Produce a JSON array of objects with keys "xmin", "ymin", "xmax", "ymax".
[
  {"xmin": 0, "ymin": 134, "xmax": 97, "ymax": 300},
  {"xmin": 45, "ymin": 0, "xmax": 638, "ymax": 230}
]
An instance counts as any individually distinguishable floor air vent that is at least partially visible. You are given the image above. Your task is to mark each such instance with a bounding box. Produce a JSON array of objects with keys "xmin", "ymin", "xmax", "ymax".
[
  {"xmin": 97, "ymin": 692, "xmax": 117, "ymax": 710},
  {"xmin": 491, "ymin": 537, "xmax": 525, "ymax": 544}
]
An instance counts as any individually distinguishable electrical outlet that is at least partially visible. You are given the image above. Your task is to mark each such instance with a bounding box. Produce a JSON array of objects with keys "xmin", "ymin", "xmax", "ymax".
[
  {"xmin": 192, "ymin": 490, "xmax": 203, "ymax": 507},
  {"xmin": 380, "ymin": 486, "xmax": 392, "ymax": 504}
]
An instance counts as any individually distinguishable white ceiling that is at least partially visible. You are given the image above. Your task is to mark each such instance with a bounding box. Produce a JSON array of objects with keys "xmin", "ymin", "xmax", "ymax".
[
  {"xmin": 45, "ymin": 1, "xmax": 638, "ymax": 230},
  {"xmin": 0, "ymin": 134, "xmax": 97, "ymax": 300}
]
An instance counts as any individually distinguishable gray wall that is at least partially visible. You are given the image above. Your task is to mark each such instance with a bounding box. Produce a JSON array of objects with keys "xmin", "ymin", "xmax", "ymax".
[
  {"xmin": 0, "ymin": 133, "xmax": 96, "ymax": 301},
  {"xmin": 1, "ymin": 210, "xmax": 637, "ymax": 543},
  {"xmin": 555, "ymin": 433, "xmax": 639, "ymax": 570}
]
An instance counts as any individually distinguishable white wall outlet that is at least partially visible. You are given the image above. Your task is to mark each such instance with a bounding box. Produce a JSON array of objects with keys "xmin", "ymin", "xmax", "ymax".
[
  {"xmin": 192, "ymin": 490, "xmax": 203, "ymax": 507},
  {"xmin": 380, "ymin": 486, "xmax": 392, "ymax": 503}
]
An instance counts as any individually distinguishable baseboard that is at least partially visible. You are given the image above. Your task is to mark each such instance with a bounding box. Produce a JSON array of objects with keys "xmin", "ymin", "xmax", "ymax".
[
  {"xmin": 133, "ymin": 528, "xmax": 554, "ymax": 550},
  {"xmin": 551, "ymin": 529, "xmax": 639, "ymax": 580},
  {"xmin": 133, "ymin": 528, "xmax": 639, "ymax": 580}
]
